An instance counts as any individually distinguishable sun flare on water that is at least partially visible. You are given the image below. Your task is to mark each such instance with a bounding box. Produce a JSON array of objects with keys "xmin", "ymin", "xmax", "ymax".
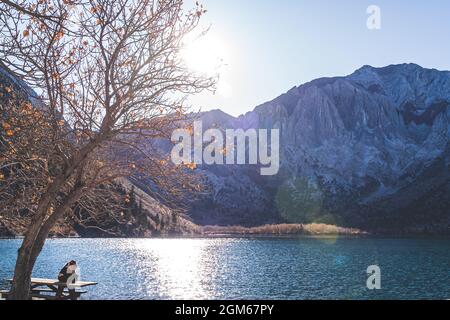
[{"xmin": 137, "ymin": 239, "xmax": 212, "ymax": 299}]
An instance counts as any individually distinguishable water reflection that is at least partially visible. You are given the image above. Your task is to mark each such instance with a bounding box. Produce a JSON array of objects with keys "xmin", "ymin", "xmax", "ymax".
[{"xmin": 133, "ymin": 239, "xmax": 213, "ymax": 299}]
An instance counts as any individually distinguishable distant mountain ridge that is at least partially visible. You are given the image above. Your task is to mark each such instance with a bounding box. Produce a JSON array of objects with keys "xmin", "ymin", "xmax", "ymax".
[{"xmin": 185, "ymin": 64, "xmax": 450, "ymax": 234}]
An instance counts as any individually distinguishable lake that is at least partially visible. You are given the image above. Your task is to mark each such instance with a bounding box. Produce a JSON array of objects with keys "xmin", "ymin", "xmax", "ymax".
[{"xmin": 0, "ymin": 237, "xmax": 449, "ymax": 299}]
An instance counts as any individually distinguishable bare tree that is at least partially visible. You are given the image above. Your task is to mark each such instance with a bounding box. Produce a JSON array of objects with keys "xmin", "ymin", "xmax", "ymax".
[
  {"xmin": 0, "ymin": 0, "xmax": 213, "ymax": 299},
  {"xmin": 0, "ymin": 0, "xmax": 70, "ymax": 23}
]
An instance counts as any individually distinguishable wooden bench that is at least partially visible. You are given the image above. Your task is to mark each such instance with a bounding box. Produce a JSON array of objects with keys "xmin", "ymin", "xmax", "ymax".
[
  {"xmin": 1, "ymin": 288, "xmax": 87, "ymax": 300},
  {"xmin": 0, "ymin": 290, "xmax": 9, "ymax": 299},
  {"xmin": 3, "ymin": 278, "xmax": 97, "ymax": 300},
  {"xmin": 31, "ymin": 287, "xmax": 86, "ymax": 294}
]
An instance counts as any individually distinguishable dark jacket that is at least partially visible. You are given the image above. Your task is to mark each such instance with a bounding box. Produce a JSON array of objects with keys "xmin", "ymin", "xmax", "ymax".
[{"xmin": 58, "ymin": 264, "xmax": 73, "ymax": 283}]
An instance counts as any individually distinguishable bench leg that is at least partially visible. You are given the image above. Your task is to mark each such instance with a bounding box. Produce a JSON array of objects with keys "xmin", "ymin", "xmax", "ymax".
[
  {"xmin": 68, "ymin": 289, "xmax": 78, "ymax": 300},
  {"xmin": 56, "ymin": 285, "xmax": 64, "ymax": 298}
]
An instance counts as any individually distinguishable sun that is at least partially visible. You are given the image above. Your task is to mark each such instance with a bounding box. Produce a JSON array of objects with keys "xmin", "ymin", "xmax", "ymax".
[
  {"xmin": 181, "ymin": 33, "xmax": 228, "ymax": 76},
  {"xmin": 181, "ymin": 33, "xmax": 233, "ymax": 98}
]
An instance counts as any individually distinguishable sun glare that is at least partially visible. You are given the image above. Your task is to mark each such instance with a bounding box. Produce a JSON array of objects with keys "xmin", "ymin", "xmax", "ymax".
[
  {"xmin": 181, "ymin": 34, "xmax": 228, "ymax": 75},
  {"xmin": 181, "ymin": 34, "xmax": 233, "ymax": 99}
]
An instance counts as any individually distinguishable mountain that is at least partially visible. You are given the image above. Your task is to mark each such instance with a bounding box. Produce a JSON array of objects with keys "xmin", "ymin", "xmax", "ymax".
[
  {"xmin": 185, "ymin": 64, "xmax": 450, "ymax": 234},
  {"xmin": 1, "ymin": 63, "xmax": 449, "ymax": 236}
]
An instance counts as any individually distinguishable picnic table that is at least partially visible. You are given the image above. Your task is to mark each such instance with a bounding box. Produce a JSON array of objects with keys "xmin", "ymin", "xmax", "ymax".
[{"xmin": 1, "ymin": 278, "xmax": 97, "ymax": 300}]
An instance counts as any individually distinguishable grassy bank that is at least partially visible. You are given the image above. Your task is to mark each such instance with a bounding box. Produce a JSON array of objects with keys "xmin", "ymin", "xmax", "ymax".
[{"xmin": 202, "ymin": 223, "xmax": 367, "ymax": 236}]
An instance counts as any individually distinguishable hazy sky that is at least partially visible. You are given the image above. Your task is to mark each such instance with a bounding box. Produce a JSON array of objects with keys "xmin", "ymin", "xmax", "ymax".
[{"xmin": 184, "ymin": 0, "xmax": 450, "ymax": 116}]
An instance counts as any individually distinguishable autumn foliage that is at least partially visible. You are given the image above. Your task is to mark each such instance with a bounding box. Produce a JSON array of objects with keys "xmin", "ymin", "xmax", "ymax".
[{"xmin": 0, "ymin": 0, "xmax": 213, "ymax": 299}]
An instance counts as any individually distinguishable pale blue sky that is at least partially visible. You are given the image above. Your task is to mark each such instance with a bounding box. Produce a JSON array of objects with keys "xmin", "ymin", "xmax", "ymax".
[{"xmin": 185, "ymin": 0, "xmax": 450, "ymax": 116}]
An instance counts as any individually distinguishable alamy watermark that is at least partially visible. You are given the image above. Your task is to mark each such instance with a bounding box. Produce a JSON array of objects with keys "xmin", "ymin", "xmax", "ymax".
[
  {"xmin": 366, "ymin": 265, "xmax": 381, "ymax": 290},
  {"xmin": 171, "ymin": 121, "xmax": 280, "ymax": 176},
  {"xmin": 66, "ymin": 266, "xmax": 81, "ymax": 290},
  {"xmin": 367, "ymin": 5, "xmax": 381, "ymax": 30}
]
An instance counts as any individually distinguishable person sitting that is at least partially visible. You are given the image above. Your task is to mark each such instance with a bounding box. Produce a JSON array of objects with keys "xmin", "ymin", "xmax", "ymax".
[{"xmin": 56, "ymin": 260, "xmax": 77, "ymax": 299}]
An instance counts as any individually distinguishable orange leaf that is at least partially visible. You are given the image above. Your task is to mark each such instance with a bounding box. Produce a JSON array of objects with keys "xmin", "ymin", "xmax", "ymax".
[{"xmin": 186, "ymin": 162, "xmax": 197, "ymax": 170}]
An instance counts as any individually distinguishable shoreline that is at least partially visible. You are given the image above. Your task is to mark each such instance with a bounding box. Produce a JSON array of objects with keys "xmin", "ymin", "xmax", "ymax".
[
  {"xmin": 2, "ymin": 234, "xmax": 450, "ymax": 240},
  {"xmin": 2, "ymin": 222, "xmax": 449, "ymax": 240}
]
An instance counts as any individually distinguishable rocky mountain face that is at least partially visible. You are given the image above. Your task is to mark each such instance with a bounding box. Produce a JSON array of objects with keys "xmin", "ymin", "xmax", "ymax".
[{"xmin": 186, "ymin": 64, "xmax": 450, "ymax": 234}]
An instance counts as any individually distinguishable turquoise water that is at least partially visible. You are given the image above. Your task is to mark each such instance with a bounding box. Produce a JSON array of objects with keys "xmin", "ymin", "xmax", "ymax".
[{"xmin": 0, "ymin": 238, "xmax": 449, "ymax": 300}]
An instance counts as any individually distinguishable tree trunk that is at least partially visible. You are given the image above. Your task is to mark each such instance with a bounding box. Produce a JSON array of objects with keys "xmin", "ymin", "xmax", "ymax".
[
  {"xmin": 7, "ymin": 145, "xmax": 97, "ymax": 299},
  {"xmin": 29, "ymin": 187, "xmax": 84, "ymax": 273},
  {"xmin": 7, "ymin": 182, "xmax": 62, "ymax": 299},
  {"xmin": 7, "ymin": 224, "xmax": 43, "ymax": 300},
  {"xmin": 7, "ymin": 184, "xmax": 85, "ymax": 300}
]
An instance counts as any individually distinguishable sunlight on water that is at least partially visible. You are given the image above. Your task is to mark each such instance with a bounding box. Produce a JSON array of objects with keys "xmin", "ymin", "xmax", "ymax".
[{"xmin": 134, "ymin": 239, "xmax": 211, "ymax": 299}]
